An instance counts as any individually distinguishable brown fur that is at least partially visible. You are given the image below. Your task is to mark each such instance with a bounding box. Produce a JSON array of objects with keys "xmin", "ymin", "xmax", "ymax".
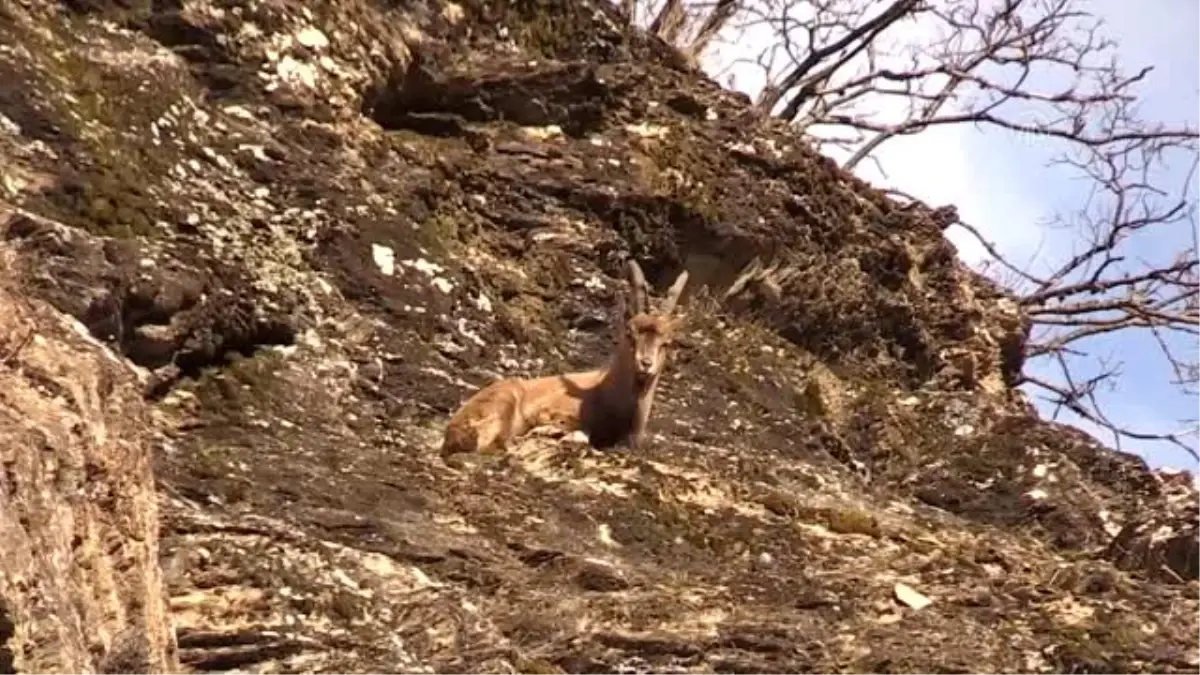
[{"xmin": 441, "ymin": 261, "xmax": 689, "ymax": 456}]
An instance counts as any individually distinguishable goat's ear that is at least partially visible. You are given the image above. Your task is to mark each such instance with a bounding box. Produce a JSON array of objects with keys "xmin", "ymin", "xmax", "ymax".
[
  {"xmin": 626, "ymin": 260, "xmax": 649, "ymax": 315},
  {"xmin": 668, "ymin": 313, "xmax": 687, "ymax": 336},
  {"xmin": 659, "ymin": 270, "xmax": 689, "ymax": 315}
]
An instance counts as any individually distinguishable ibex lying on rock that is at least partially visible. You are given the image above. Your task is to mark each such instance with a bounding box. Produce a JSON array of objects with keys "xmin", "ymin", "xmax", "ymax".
[{"xmin": 441, "ymin": 260, "xmax": 689, "ymax": 455}]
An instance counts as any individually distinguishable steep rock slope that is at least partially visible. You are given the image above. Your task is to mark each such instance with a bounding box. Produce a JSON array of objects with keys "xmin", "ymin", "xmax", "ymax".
[
  {"xmin": 0, "ymin": 237, "xmax": 178, "ymax": 673},
  {"xmin": 0, "ymin": 0, "xmax": 1196, "ymax": 672}
]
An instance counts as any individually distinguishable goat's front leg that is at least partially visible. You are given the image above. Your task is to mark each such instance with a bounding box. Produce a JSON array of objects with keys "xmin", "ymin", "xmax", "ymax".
[
  {"xmin": 624, "ymin": 431, "xmax": 643, "ymax": 451},
  {"xmin": 625, "ymin": 410, "xmax": 653, "ymax": 451},
  {"xmin": 625, "ymin": 380, "xmax": 659, "ymax": 451}
]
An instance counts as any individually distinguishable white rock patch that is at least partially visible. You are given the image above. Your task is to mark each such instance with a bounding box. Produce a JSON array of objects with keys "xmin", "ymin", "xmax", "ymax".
[{"xmin": 371, "ymin": 244, "xmax": 395, "ymax": 276}]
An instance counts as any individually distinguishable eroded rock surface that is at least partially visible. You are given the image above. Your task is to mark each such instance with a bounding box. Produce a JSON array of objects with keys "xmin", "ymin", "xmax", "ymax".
[
  {"xmin": 0, "ymin": 242, "xmax": 177, "ymax": 673},
  {"xmin": 0, "ymin": 0, "xmax": 1196, "ymax": 672}
]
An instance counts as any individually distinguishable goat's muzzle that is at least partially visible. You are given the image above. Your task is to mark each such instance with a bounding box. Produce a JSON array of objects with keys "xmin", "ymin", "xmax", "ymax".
[{"xmin": 634, "ymin": 368, "xmax": 655, "ymax": 390}]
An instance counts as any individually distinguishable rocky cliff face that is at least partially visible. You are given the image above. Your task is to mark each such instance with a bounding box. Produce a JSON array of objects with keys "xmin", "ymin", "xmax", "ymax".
[
  {"xmin": 0, "ymin": 242, "xmax": 177, "ymax": 673},
  {"xmin": 0, "ymin": 0, "xmax": 1196, "ymax": 672}
]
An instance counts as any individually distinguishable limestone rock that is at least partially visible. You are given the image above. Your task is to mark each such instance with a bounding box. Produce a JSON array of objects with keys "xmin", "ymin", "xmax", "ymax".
[{"xmin": 0, "ymin": 247, "xmax": 177, "ymax": 673}]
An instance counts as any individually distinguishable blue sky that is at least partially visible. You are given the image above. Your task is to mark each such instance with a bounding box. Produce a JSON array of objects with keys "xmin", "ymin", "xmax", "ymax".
[{"xmin": 692, "ymin": 0, "xmax": 1200, "ymax": 471}]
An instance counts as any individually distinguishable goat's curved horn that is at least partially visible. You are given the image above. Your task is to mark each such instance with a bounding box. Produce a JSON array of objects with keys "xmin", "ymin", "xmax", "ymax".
[
  {"xmin": 660, "ymin": 270, "xmax": 689, "ymax": 315},
  {"xmin": 626, "ymin": 260, "xmax": 649, "ymax": 315}
]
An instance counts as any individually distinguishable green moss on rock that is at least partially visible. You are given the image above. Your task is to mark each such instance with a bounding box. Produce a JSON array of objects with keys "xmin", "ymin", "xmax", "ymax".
[
  {"xmin": 46, "ymin": 164, "xmax": 163, "ymax": 237},
  {"xmin": 824, "ymin": 507, "xmax": 882, "ymax": 538},
  {"xmin": 10, "ymin": 18, "xmax": 194, "ymax": 238},
  {"xmin": 192, "ymin": 350, "xmax": 290, "ymax": 422},
  {"xmin": 493, "ymin": 0, "xmax": 607, "ymax": 60}
]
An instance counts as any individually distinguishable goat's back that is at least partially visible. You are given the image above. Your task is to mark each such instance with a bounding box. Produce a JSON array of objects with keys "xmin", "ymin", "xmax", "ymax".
[{"xmin": 441, "ymin": 377, "xmax": 526, "ymax": 454}]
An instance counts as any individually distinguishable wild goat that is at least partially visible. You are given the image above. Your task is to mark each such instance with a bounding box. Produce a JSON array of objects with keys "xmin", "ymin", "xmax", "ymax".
[{"xmin": 441, "ymin": 260, "xmax": 689, "ymax": 456}]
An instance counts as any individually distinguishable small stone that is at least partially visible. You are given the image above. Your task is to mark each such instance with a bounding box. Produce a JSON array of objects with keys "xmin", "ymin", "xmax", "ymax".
[
  {"xmin": 562, "ymin": 431, "xmax": 589, "ymax": 445},
  {"xmin": 894, "ymin": 582, "xmax": 932, "ymax": 610},
  {"xmin": 295, "ymin": 26, "xmax": 329, "ymax": 49},
  {"xmin": 574, "ymin": 558, "xmax": 629, "ymax": 592},
  {"xmin": 0, "ymin": 113, "xmax": 21, "ymax": 135},
  {"xmin": 371, "ymin": 243, "xmax": 395, "ymax": 276}
]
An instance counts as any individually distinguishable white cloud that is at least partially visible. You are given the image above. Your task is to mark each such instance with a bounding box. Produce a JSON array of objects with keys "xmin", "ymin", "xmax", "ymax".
[{"xmin": 698, "ymin": 10, "xmax": 1048, "ymax": 267}]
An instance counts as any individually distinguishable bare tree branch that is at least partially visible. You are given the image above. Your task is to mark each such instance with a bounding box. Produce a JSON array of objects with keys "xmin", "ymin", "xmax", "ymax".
[
  {"xmin": 649, "ymin": 0, "xmax": 689, "ymax": 43},
  {"xmin": 622, "ymin": 0, "xmax": 638, "ymax": 25},
  {"xmin": 688, "ymin": 0, "xmax": 741, "ymax": 59},
  {"xmin": 619, "ymin": 0, "xmax": 1200, "ymax": 461},
  {"xmin": 635, "ymin": 0, "xmax": 747, "ymax": 61}
]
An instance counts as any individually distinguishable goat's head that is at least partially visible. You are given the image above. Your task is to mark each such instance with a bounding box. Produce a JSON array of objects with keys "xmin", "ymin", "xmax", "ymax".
[{"xmin": 616, "ymin": 260, "xmax": 690, "ymax": 386}]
